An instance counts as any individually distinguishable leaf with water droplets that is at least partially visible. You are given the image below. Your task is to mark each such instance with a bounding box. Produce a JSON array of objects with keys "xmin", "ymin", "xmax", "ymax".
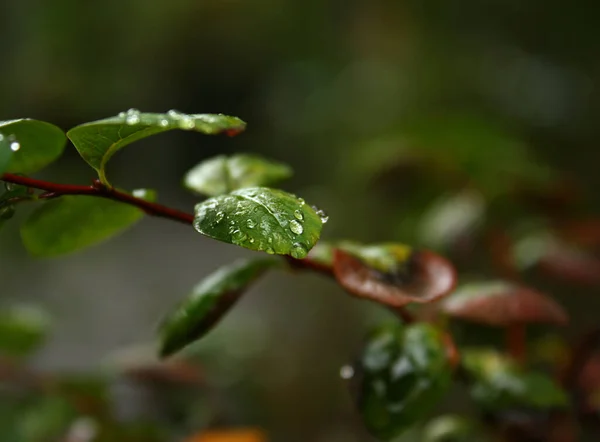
[
  {"xmin": 159, "ymin": 258, "xmax": 280, "ymax": 358},
  {"xmin": 352, "ymin": 323, "xmax": 453, "ymax": 440},
  {"xmin": 0, "ymin": 119, "xmax": 67, "ymax": 174},
  {"xmin": 193, "ymin": 187, "xmax": 324, "ymax": 259},
  {"xmin": 183, "ymin": 154, "xmax": 293, "ymax": 197},
  {"xmin": 462, "ymin": 348, "xmax": 569, "ymax": 411},
  {"xmin": 66, "ymin": 110, "xmax": 246, "ymax": 183},
  {"xmin": 20, "ymin": 189, "xmax": 156, "ymax": 257},
  {"xmin": 0, "ymin": 304, "xmax": 52, "ymax": 358},
  {"xmin": 333, "ymin": 244, "xmax": 456, "ymax": 307}
]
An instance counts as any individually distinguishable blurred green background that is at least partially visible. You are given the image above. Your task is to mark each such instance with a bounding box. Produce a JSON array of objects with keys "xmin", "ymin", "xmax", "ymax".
[{"xmin": 2, "ymin": 0, "xmax": 600, "ymax": 441}]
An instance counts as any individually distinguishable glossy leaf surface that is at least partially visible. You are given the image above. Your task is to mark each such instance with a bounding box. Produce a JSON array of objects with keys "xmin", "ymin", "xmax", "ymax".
[
  {"xmin": 462, "ymin": 348, "xmax": 569, "ymax": 411},
  {"xmin": 353, "ymin": 323, "xmax": 453, "ymax": 440},
  {"xmin": 333, "ymin": 244, "xmax": 456, "ymax": 307},
  {"xmin": 194, "ymin": 187, "xmax": 324, "ymax": 259},
  {"xmin": 184, "ymin": 154, "xmax": 292, "ymax": 196},
  {"xmin": 21, "ymin": 190, "xmax": 154, "ymax": 257},
  {"xmin": 67, "ymin": 110, "xmax": 246, "ymax": 182},
  {"xmin": 0, "ymin": 119, "xmax": 66, "ymax": 174},
  {"xmin": 159, "ymin": 258, "xmax": 279, "ymax": 358}
]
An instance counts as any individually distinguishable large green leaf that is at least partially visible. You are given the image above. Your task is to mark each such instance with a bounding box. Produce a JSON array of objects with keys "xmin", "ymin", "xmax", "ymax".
[
  {"xmin": 0, "ymin": 133, "xmax": 13, "ymax": 175},
  {"xmin": 193, "ymin": 187, "xmax": 325, "ymax": 259},
  {"xmin": 462, "ymin": 348, "xmax": 569, "ymax": 411},
  {"xmin": 0, "ymin": 304, "xmax": 52, "ymax": 358},
  {"xmin": 66, "ymin": 110, "xmax": 246, "ymax": 183},
  {"xmin": 183, "ymin": 154, "xmax": 293, "ymax": 197},
  {"xmin": 0, "ymin": 119, "xmax": 66, "ymax": 174},
  {"xmin": 354, "ymin": 323, "xmax": 453, "ymax": 440},
  {"xmin": 158, "ymin": 258, "xmax": 279, "ymax": 358},
  {"xmin": 20, "ymin": 190, "xmax": 155, "ymax": 257}
]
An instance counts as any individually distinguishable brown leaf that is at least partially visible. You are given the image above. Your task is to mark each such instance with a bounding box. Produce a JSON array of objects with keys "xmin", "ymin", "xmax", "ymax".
[{"xmin": 332, "ymin": 248, "xmax": 456, "ymax": 307}]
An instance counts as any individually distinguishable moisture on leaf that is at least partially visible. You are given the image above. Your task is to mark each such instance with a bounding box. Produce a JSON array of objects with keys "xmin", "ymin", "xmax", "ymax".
[
  {"xmin": 193, "ymin": 187, "xmax": 324, "ymax": 259},
  {"xmin": 183, "ymin": 154, "xmax": 293, "ymax": 197},
  {"xmin": 332, "ymin": 244, "xmax": 456, "ymax": 307},
  {"xmin": 349, "ymin": 323, "xmax": 453, "ymax": 440},
  {"xmin": 462, "ymin": 348, "xmax": 569, "ymax": 411},
  {"xmin": 0, "ymin": 304, "xmax": 52, "ymax": 358},
  {"xmin": 66, "ymin": 110, "xmax": 246, "ymax": 183},
  {"xmin": 0, "ymin": 119, "xmax": 66, "ymax": 174},
  {"xmin": 20, "ymin": 190, "xmax": 155, "ymax": 257},
  {"xmin": 159, "ymin": 258, "xmax": 279, "ymax": 358}
]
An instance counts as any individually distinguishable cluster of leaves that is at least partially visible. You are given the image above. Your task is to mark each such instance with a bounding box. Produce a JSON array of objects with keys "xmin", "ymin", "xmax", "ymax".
[{"xmin": 1, "ymin": 110, "xmax": 598, "ymax": 441}]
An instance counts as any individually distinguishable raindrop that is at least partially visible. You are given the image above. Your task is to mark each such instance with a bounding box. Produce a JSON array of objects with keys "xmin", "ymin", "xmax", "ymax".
[
  {"xmin": 215, "ymin": 211, "xmax": 225, "ymax": 223},
  {"xmin": 314, "ymin": 207, "xmax": 329, "ymax": 224},
  {"xmin": 290, "ymin": 220, "xmax": 303, "ymax": 235},
  {"xmin": 298, "ymin": 198, "xmax": 305, "ymax": 206},
  {"xmin": 265, "ymin": 247, "xmax": 275, "ymax": 255},
  {"xmin": 294, "ymin": 210, "xmax": 304, "ymax": 221},
  {"xmin": 132, "ymin": 189, "xmax": 147, "ymax": 198},
  {"xmin": 168, "ymin": 109, "xmax": 181, "ymax": 118},
  {"xmin": 125, "ymin": 109, "xmax": 140, "ymax": 125},
  {"xmin": 10, "ymin": 141, "xmax": 20, "ymax": 151},
  {"xmin": 118, "ymin": 112, "xmax": 126, "ymax": 118},
  {"xmin": 340, "ymin": 365, "xmax": 355, "ymax": 380},
  {"xmin": 159, "ymin": 118, "xmax": 169, "ymax": 127},
  {"xmin": 178, "ymin": 116, "xmax": 195, "ymax": 129},
  {"xmin": 249, "ymin": 238, "xmax": 255, "ymax": 243},
  {"xmin": 290, "ymin": 242, "xmax": 308, "ymax": 259},
  {"xmin": 230, "ymin": 229, "xmax": 247, "ymax": 243},
  {"xmin": 246, "ymin": 219, "xmax": 256, "ymax": 229}
]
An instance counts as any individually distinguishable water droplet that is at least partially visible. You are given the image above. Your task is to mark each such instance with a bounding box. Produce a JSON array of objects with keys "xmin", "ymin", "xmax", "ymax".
[
  {"xmin": 132, "ymin": 189, "xmax": 147, "ymax": 198},
  {"xmin": 249, "ymin": 238, "xmax": 255, "ymax": 243},
  {"xmin": 10, "ymin": 141, "xmax": 20, "ymax": 151},
  {"xmin": 215, "ymin": 211, "xmax": 225, "ymax": 223},
  {"xmin": 340, "ymin": 365, "xmax": 354, "ymax": 380},
  {"xmin": 118, "ymin": 111, "xmax": 126, "ymax": 118},
  {"xmin": 290, "ymin": 242, "xmax": 308, "ymax": 259},
  {"xmin": 265, "ymin": 247, "xmax": 275, "ymax": 255},
  {"xmin": 159, "ymin": 118, "xmax": 169, "ymax": 127},
  {"xmin": 298, "ymin": 198, "xmax": 305, "ymax": 206},
  {"xmin": 246, "ymin": 219, "xmax": 256, "ymax": 229},
  {"xmin": 294, "ymin": 210, "xmax": 304, "ymax": 221},
  {"xmin": 230, "ymin": 229, "xmax": 247, "ymax": 243},
  {"xmin": 168, "ymin": 109, "xmax": 181, "ymax": 118},
  {"xmin": 314, "ymin": 207, "xmax": 329, "ymax": 224},
  {"xmin": 125, "ymin": 109, "xmax": 140, "ymax": 125},
  {"xmin": 178, "ymin": 116, "xmax": 195, "ymax": 129},
  {"xmin": 290, "ymin": 220, "xmax": 303, "ymax": 235}
]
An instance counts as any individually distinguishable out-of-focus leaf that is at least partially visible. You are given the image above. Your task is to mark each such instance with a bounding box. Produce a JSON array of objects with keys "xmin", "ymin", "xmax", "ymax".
[
  {"xmin": 18, "ymin": 396, "xmax": 77, "ymax": 442},
  {"xmin": 418, "ymin": 190, "xmax": 486, "ymax": 251},
  {"xmin": 159, "ymin": 258, "xmax": 280, "ymax": 358},
  {"xmin": 422, "ymin": 415, "xmax": 487, "ymax": 442},
  {"xmin": 332, "ymin": 244, "xmax": 456, "ymax": 307},
  {"xmin": 0, "ymin": 119, "xmax": 66, "ymax": 174},
  {"xmin": 0, "ymin": 304, "xmax": 51, "ymax": 358},
  {"xmin": 351, "ymin": 323, "xmax": 453, "ymax": 440},
  {"xmin": 462, "ymin": 348, "xmax": 569, "ymax": 411},
  {"xmin": 193, "ymin": 187, "xmax": 324, "ymax": 259},
  {"xmin": 184, "ymin": 429, "xmax": 267, "ymax": 442},
  {"xmin": 441, "ymin": 281, "xmax": 568, "ymax": 326},
  {"xmin": 20, "ymin": 190, "xmax": 155, "ymax": 257},
  {"xmin": 67, "ymin": 110, "xmax": 246, "ymax": 183},
  {"xmin": 184, "ymin": 154, "xmax": 292, "ymax": 197}
]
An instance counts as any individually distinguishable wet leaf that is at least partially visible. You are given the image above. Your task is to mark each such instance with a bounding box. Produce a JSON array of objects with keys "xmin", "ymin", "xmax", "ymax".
[
  {"xmin": 21, "ymin": 190, "xmax": 155, "ymax": 257},
  {"xmin": 185, "ymin": 429, "xmax": 267, "ymax": 442},
  {"xmin": 352, "ymin": 323, "xmax": 453, "ymax": 440},
  {"xmin": 67, "ymin": 110, "xmax": 245, "ymax": 183},
  {"xmin": 159, "ymin": 258, "xmax": 279, "ymax": 358},
  {"xmin": 193, "ymin": 187, "xmax": 324, "ymax": 259},
  {"xmin": 184, "ymin": 154, "xmax": 292, "ymax": 197},
  {"xmin": 441, "ymin": 281, "xmax": 568, "ymax": 326},
  {"xmin": 462, "ymin": 348, "xmax": 569, "ymax": 411},
  {"xmin": 422, "ymin": 415, "xmax": 486, "ymax": 442},
  {"xmin": 0, "ymin": 119, "xmax": 66, "ymax": 174},
  {"xmin": 332, "ymin": 245, "xmax": 456, "ymax": 307},
  {"xmin": 0, "ymin": 133, "xmax": 12, "ymax": 175},
  {"xmin": 0, "ymin": 304, "xmax": 52, "ymax": 358}
]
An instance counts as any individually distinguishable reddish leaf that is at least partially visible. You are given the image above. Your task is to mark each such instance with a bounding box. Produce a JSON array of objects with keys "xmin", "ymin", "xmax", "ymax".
[
  {"xmin": 332, "ymin": 248, "xmax": 456, "ymax": 307},
  {"xmin": 184, "ymin": 429, "xmax": 266, "ymax": 442}
]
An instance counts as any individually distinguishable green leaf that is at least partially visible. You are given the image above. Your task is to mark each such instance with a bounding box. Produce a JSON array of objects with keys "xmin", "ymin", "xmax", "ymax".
[
  {"xmin": 67, "ymin": 110, "xmax": 246, "ymax": 183},
  {"xmin": 0, "ymin": 304, "xmax": 52, "ymax": 358},
  {"xmin": 0, "ymin": 133, "xmax": 13, "ymax": 175},
  {"xmin": 0, "ymin": 119, "xmax": 67, "ymax": 174},
  {"xmin": 193, "ymin": 187, "xmax": 325, "ymax": 259},
  {"xmin": 18, "ymin": 396, "xmax": 77, "ymax": 442},
  {"xmin": 462, "ymin": 348, "xmax": 569, "ymax": 411},
  {"xmin": 183, "ymin": 154, "xmax": 293, "ymax": 197},
  {"xmin": 422, "ymin": 415, "xmax": 487, "ymax": 442},
  {"xmin": 158, "ymin": 258, "xmax": 280, "ymax": 358},
  {"xmin": 354, "ymin": 323, "xmax": 453, "ymax": 440},
  {"xmin": 20, "ymin": 190, "xmax": 155, "ymax": 257}
]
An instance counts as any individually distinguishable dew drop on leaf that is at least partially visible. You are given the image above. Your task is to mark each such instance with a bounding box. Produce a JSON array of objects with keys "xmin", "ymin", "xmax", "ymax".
[
  {"xmin": 291, "ymin": 242, "xmax": 308, "ymax": 259},
  {"xmin": 290, "ymin": 220, "xmax": 304, "ymax": 235},
  {"xmin": 265, "ymin": 247, "xmax": 275, "ymax": 255},
  {"xmin": 294, "ymin": 210, "xmax": 304, "ymax": 221},
  {"xmin": 215, "ymin": 211, "xmax": 225, "ymax": 223},
  {"xmin": 247, "ymin": 219, "xmax": 256, "ymax": 229}
]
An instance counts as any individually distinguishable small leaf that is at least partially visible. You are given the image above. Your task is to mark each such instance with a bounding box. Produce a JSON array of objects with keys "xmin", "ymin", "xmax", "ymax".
[
  {"xmin": 193, "ymin": 187, "xmax": 324, "ymax": 259},
  {"xmin": 441, "ymin": 281, "xmax": 568, "ymax": 326},
  {"xmin": 21, "ymin": 191, "xmax": 154, "ymax": 257},
  {"xmin": 67, "ymin": 110, "xmax": 246, "ymax": 183},
  {"xmin": 0, "ymin": 304, "xmax": 52, "ymax": 358},
  {"xmin": 332, "ymin": 245, "xmax": 456, "ymax": 307},
  {"xmin": 351, "ymin": 323, "xmax": 453, "ymax": 440},
  {"xmin": 0, "ymin": 119, "xmax": 67, "ymax": 174},
  {"xmin": 422, "ymin": 415, "xmax": 486, "ymax": 442},
  {"xmin": 184, "ymin": 154, "xmax": 293, "ymax": 196},
  {"xmin": 462, "ymin": 348, "xmax": 569, "ymax": 411},
  {"xmin": 159, "ymin": 258, "xmax": 279, "ymax": 358}
]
